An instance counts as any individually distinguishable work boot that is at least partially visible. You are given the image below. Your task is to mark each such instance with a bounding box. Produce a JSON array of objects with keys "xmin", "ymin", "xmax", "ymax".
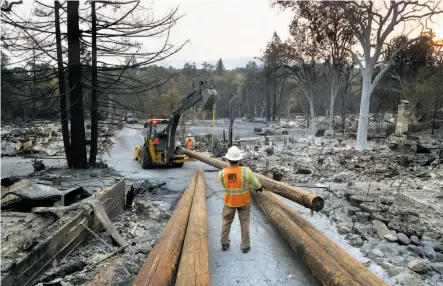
[
  {"xmin": 222, "ymin": 239, "xmax": 230, "ymax": 251},
  {"xmin": 242, "ymin": 247, "xmax": 250, "ymax": 253}
]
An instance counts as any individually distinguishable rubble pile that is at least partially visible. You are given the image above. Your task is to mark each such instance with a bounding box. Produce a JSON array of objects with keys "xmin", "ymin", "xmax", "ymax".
[
  {"xmin": 239, "ymin": 132, "xmax": 443, "ymax": 285},
  {"xmin": 36, "ymin": 179, "xmax": 180, "ymax": 285},
  {"xmin": 1, "ymin": 121, "xmax": 118, "ymax": 158},
  {"xmin": 281, "ymin": 113, "xmax": 397, "ymax": 135},
  {"xmin": 193, "ymin": 134, "xmax": 213, "ymax": 151},
  {"xmin": 1, "ymin": 163, "xmax": 180, "ymax": 285},
  {"xmin": 1, "ymin": 167, "xmax": 125, "ymax": 284},
  {"xmin": 1, "ymin": 122, "xmax": 62, "ymax": 156},
  {"xmin": 193, "ymin": 134, "xmax": 228, "ymax": 157}
]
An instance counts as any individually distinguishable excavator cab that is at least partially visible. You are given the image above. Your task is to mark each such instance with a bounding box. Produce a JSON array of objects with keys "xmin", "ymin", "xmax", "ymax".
[
  {"xmin": 134, "ymin": 81, "xmax": 217, "ymax": 169},
  {"xmin": 134, "ymin": 118, "xmax": 189, "ymax": 168},
  {"xmin": 146, "ymin": 119, "xmax": 168, "ymax": 150}
]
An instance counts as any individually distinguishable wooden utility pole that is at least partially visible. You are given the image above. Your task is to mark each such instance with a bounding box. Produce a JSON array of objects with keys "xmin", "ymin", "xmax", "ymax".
[
  {"xmin": 259, "ymin": 192, "xmax": 386, "ymax": 286},
  {"xmin": 133, "ymin": 172, "xmax": 198, "ymax": 286},
  {"xmin": 176, "ymin": 170, "xmax": 210, "ymax": 286},
  {"xmin": 182, "ymin": 149, "xmax": 324, "ymax": 211},
  {"xmin": 254, "ymin": 192, "xmax": 363, "ymax": 286}
]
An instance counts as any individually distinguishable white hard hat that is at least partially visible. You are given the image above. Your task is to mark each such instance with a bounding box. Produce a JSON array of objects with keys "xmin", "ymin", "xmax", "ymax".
[
  {"xmin": 188, "ymin": 133, "xmax": 192, "ymax": 136},
  {"xmin": 225, "ymin": 146, "xmax": 243, "ymax": 161}
]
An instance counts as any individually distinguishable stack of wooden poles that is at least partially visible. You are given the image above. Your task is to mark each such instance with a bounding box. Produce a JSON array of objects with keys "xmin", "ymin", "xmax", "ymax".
[
  {"xmin": 132, "ymin": 169, "xmax": 210, "ymax": 286},
  {"xmin": 182, "ymin": 150, "xmax": 387, "ymax": 286}
]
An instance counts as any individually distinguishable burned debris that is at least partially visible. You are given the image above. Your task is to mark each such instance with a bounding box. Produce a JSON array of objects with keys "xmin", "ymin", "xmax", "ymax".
[
  {"xmin": 1, "ymin": 166, "xmax": 183, "ymax": 286},
  {"xmin": 230, "ymin": 111, "xmax": 442, "ymax": 285},
  {"xmin": 1, "ymin": 167, "xmax": 127, "ymax": 286},
  {"xmin": 1, "ymin": 122, "xmax": 116, "ymax": 159}
]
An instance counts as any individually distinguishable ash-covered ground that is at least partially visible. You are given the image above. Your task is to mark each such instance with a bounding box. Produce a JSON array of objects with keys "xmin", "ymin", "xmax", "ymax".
[
  {"xmin": 2, "ymin": 118, "xmax": 443, "ymax": 286},
  {"xmin": 237, "ymin": 127, "xmax": 443, "ymax": 286}
]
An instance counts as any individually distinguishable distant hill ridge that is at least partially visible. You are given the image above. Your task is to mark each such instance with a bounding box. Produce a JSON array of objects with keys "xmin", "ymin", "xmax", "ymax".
[{"xmin": 157, "ymin": 57, "xmax": 259, "ymax": 70}]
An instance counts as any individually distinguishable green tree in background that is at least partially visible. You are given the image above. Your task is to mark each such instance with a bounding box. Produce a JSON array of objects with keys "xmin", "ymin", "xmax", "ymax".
[{"xmin": 215, "ymin": 58, "xmax": 225, "ymax": 75}]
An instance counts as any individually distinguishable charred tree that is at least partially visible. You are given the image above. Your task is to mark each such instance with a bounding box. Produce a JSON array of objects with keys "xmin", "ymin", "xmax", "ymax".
[
  {"xmin": 265, "ymin": 61, "xmax": 271, "ymax": 121},
  {"xmin": 273, "ymin": 68, "xmax": 277, "ymax": 121},
  {"xmin": 67, "ymin": 1, "xmax": 87, "ymax": 168},
  {"xmin": 89, "ymin": 1, "xmax": 98, "ymax": 166},
  {"xmin": 228, "ymin": 94, "xmax": 237, "ymax": 147},
  {"xmin": 55, "ymin": 0, "xmax": 72, "ymax": 167}
]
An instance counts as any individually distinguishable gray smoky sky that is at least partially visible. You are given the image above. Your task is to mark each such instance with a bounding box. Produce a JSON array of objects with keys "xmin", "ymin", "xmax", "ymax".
[{"xmin": 6, "ymin": 0, "xmax": 443, "ymax": 69}]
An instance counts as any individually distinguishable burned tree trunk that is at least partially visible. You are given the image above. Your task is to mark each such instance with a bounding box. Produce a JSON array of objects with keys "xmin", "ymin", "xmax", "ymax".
[
  {"xmin": 67, "ymin": 1, "xmax": 87, "ymax": 168},
  {"xmin": 273, "ymin": 70, "xmax": 277, "ymax": 121},
  {"xmin": 228, "ymin": 93, "xmax": 239, "ymax": 147},
  {"xmin": 89, "ymin": 1, "xmax": 98, "ymax": 166},
  {"xmin": 266, "ymin": 61, "xmax": 271, "ymax": 121},
  {"xmin": 278, "ymin": 79, "xmax": 285, "ymax": 121},
  {"xmin": 431, "ymin": 92, "xmax": 438, "ymax": 136},
  {"xmin": 55, "ymin": 0, "xmax": 72, "ymax": 167},
  {"xmin": 229, "ymin": 101, "xmax": 234, "ymax": 147}
]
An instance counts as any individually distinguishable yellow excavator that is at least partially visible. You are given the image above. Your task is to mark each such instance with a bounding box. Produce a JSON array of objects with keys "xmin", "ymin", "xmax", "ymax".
[{"xmin": 134, "ymin": 81, "xmax": 217, "ymax": 169}]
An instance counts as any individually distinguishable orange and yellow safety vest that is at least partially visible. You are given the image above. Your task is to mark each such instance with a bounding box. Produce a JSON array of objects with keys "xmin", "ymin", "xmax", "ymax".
[
  {"xmin": 186, "ymin": 137, "xmax": 193, "ymax": 148},
  {"xmin": 218, "ymin": 166, "xmax": 262, "ymax": 207}
]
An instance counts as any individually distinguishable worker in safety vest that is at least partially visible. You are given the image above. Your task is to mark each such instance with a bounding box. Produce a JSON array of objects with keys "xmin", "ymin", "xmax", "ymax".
[
  {"xmin": 218, "ymin": 146, "xmax": 262, "ymax": 253},
  {"xmin": 185, "ymin": 133, "xmax": 194, "ymax": 150}
]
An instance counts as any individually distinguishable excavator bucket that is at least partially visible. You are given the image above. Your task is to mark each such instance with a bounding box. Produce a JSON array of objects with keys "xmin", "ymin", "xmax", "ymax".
[{"xmin": 201, "ymin": 84, "xmax": 218, "ymax": 111}]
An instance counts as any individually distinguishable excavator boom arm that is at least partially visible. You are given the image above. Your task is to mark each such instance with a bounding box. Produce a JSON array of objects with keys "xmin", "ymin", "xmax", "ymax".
[{"xmin": 166, "ymin": 81, "xmax": 217, "ymax": 159}]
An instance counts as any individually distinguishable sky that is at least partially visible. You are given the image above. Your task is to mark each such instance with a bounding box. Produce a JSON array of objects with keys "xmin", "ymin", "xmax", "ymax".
[
  {"xmin": 5, "ymin": 0, "xmax": 443, "ymax": 69},
  {"xmin": 6, "ymin": 0, "xmax": 294, "ymax": 67},
  {"xmin": 151, "ymin": 0, "xmax": 294, "ymax": 62}
]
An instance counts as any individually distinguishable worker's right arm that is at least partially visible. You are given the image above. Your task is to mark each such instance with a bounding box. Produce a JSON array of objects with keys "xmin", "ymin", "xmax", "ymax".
[{"xmin": 245, "ymin": 167, "xmax": 261, "ymax": 190}]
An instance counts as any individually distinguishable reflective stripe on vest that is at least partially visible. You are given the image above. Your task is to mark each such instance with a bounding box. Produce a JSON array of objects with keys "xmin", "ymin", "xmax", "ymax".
[{"xmin": 220, "ymin": 167, "xmax": 249, "ymax": 207}]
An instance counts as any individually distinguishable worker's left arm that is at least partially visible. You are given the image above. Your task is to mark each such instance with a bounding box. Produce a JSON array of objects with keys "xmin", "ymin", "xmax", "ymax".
[{"xmin": 245, "ymin": 168, "xmax": 262, "ymax": 190}]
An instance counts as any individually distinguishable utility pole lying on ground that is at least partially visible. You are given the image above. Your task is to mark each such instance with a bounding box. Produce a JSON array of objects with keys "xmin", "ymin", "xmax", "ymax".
[
  {"xmin": 255, "ymin": 191, "xmax": 386, "ymax": 286},
  {"xmin": 176, "ymin": 170, "xmax": 210, "ymax": 286},
  {"xmin": 182, "ymin": 149, "xmax": 324, "ymax": 211},
  {"xmin": 181, "ymin": 149, "xmax": 386, "ymax": 286},
  {"xmin": 133, "ymin": 170, "xmax": 210, "ymax": 286}
]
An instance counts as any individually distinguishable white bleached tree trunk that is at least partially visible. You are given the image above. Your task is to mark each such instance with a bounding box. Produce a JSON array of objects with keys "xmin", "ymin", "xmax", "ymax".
[
  {"xmin": 355, "ymin": 69, "xmax": 372, "ymax": 150},
  {"xmin": 303, "ymin": 90, "xmax": 316, "ymax": 132},
  {"xmin": 342, "ymin": 1, "xmax": 441, "ymax": 150},
  {"xmin": 309, "ymin": 98, "xmax": 316, "ymax": 133},
  {"xmin": 328, "ymin": 71, "xmax": 340, "ymax": 134}
]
